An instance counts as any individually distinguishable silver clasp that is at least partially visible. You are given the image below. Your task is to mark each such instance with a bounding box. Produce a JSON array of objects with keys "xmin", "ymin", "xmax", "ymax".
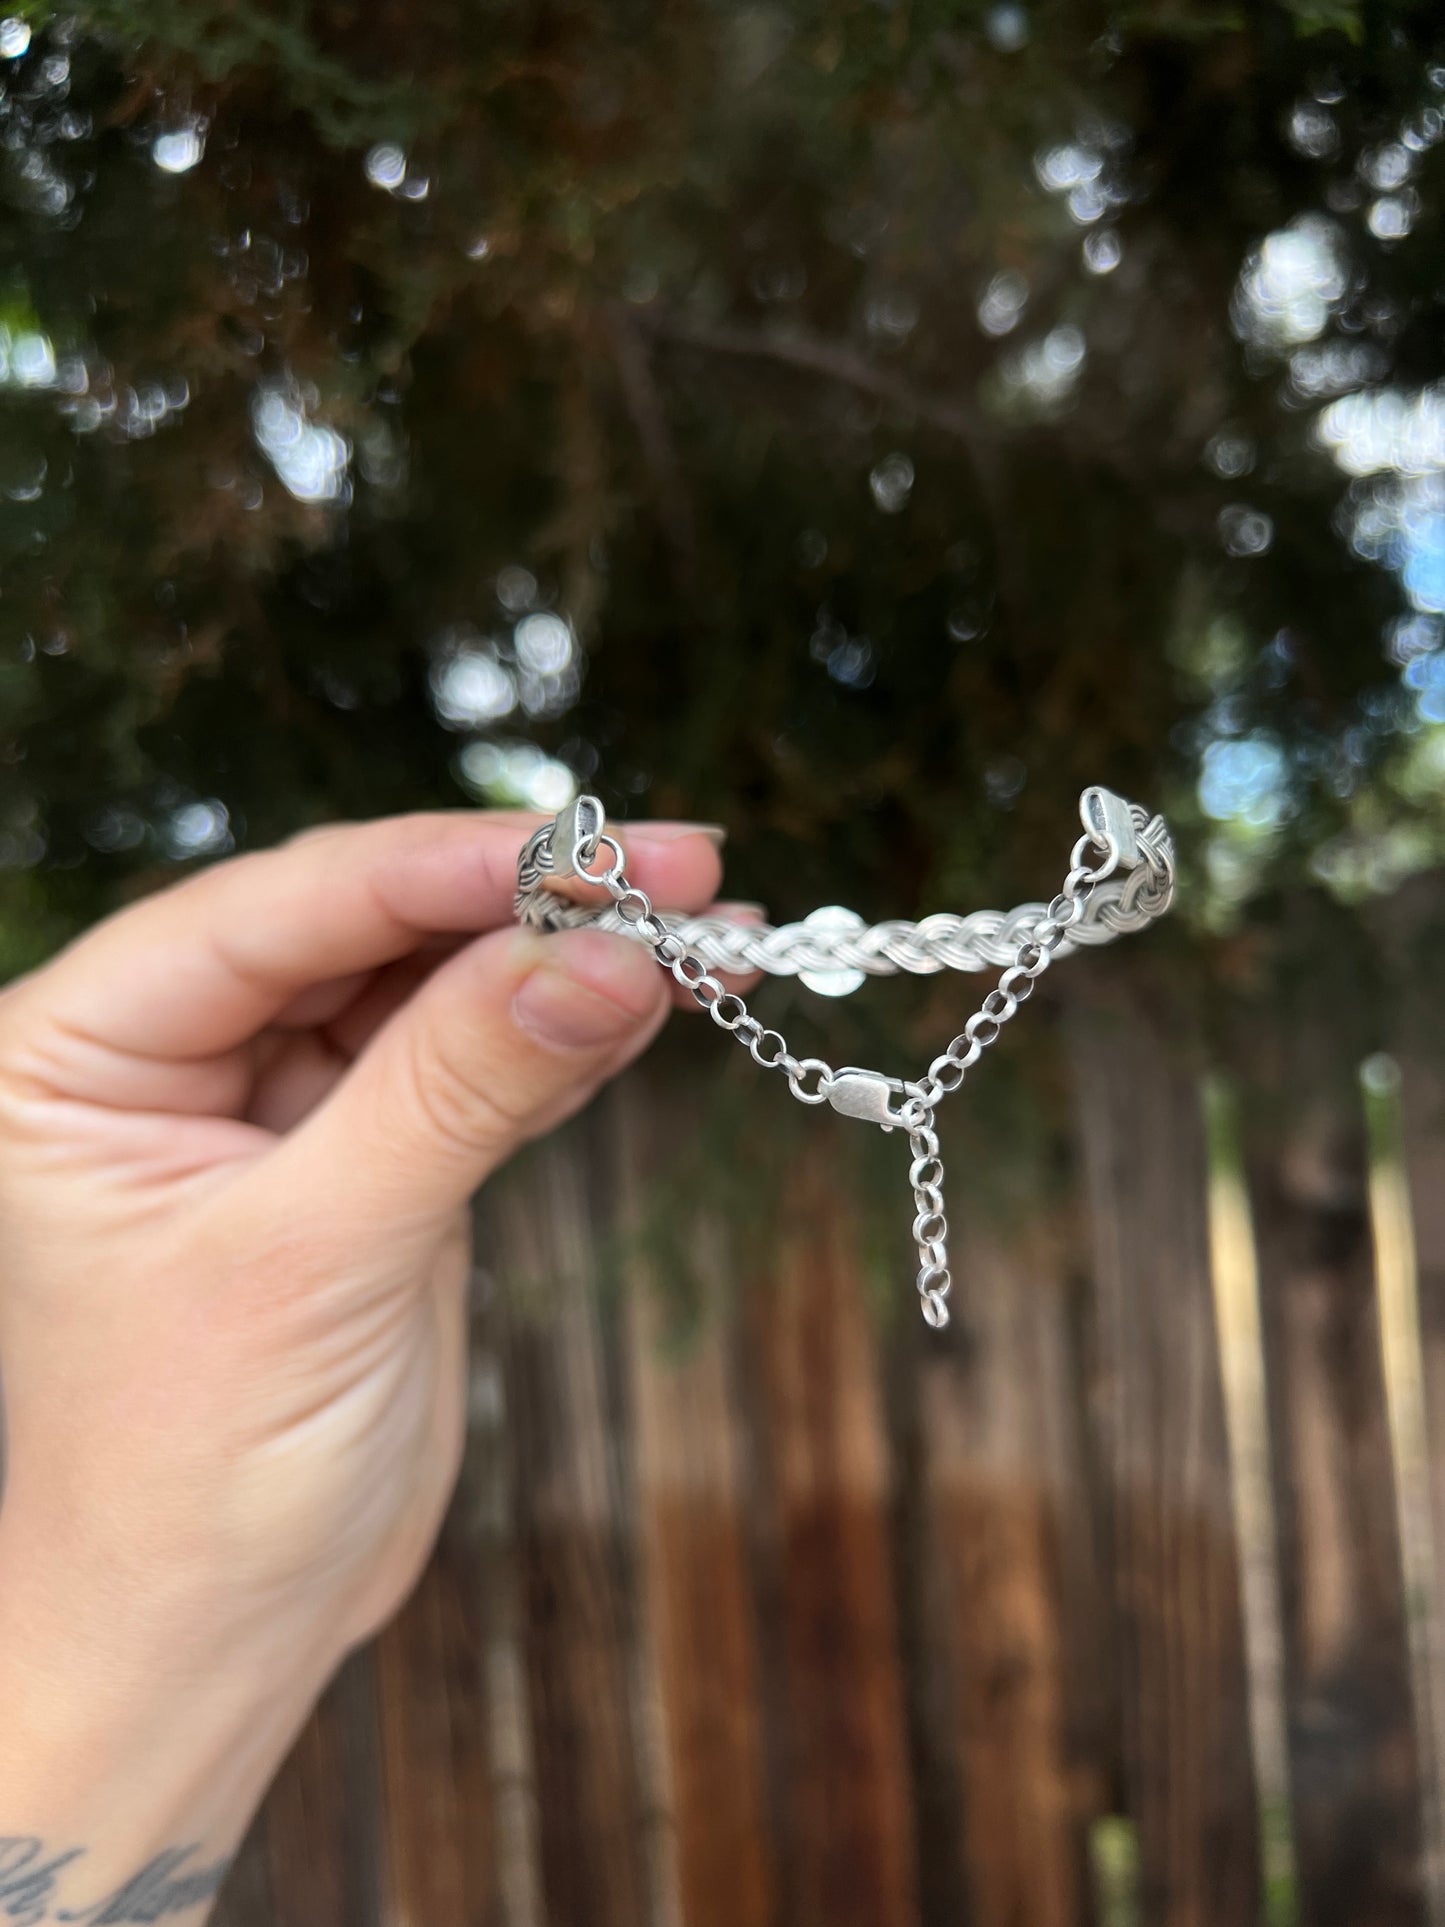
[
  {"xmin": 826, "ymin": 1066, "xmax": 912, "ymax": 1133},
  {"xmin": 1079, "ymin": 785, "xmax": 1140, "ymax": 881}
]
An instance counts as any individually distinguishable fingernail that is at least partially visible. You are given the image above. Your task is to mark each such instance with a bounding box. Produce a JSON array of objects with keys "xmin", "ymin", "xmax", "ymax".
[
  {"xmin": 631, "ymin": 821, "xmax": 728, "ymax": 849},
  {"xmin": 512, "ymin": 930, "xmax": 662, "ymax": 1050}
]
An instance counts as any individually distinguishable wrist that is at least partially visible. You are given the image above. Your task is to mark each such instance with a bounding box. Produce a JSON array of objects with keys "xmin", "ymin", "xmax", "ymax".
[
  {"xmin": 0, "ymin": 1458, "xmax": 353, "ymax": 1697},
  {"xmin": 0, "ymin": 1533, "xmax": 334, "ymax": 1924}
]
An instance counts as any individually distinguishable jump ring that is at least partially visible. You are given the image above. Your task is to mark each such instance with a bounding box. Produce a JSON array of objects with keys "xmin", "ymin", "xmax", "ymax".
[
  {"xmin": 751, "ymin": 1028, "xmax": 788, "ymax": 1068},
  {"xmin": 787, "ymin": 1057, "xmax": 833, "ymax": 1104},
  {"xmin": 999, "ymin": 965, "xmax": 1036, "ymax": 1002},
  {"xmin": 917, "ymin": 1261, "xmax": 951, "ymax": 1298},
  {"xmin": 576, "ymin": 832, "xmax": 626, "ymax": 883}
]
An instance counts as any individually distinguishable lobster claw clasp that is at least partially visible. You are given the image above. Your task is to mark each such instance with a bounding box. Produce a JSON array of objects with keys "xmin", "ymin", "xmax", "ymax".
[
  {"xmin": 1079, "ymin": 785, "xmax": 1140, "ymax": 882},
  {"xmin": 826, "ymin": 1066, "xmax": 912, "ymax": 1133}
]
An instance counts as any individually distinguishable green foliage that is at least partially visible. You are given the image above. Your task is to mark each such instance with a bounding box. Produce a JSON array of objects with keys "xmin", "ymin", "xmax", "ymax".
[
  {"xmin": 0, "ymin": 0, "xmax": 1442, "ymax": 1058},
  {"xmin": 1285, "ymin": 0, "xmax": 1364, "ymax": 42}
]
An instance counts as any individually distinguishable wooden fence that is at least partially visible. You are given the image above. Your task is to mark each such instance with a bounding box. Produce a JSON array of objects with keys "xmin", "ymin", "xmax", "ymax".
[{"xmin": 213, "ymin": 955, "xmax": 1445, "ymax": 1927}]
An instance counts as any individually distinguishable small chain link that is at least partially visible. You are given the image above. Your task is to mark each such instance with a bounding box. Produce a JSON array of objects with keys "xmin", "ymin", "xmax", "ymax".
[
  {"xmin": 887, "ymin": 850, "xmax": 1105, "ymax": 1322},
  {"xmin": 909, "ymin": 852, "xmax": 1101, "ymax": 1113},
  {"xmin": 564, "ymin": 832, "xmax": 840, "ymax": 1105}
]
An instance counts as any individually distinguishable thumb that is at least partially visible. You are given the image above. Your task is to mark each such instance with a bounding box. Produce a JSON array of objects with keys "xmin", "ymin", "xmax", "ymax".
[{"xmin": 265, "ymin": 924, "xmax": 669, "ymax": 1239}]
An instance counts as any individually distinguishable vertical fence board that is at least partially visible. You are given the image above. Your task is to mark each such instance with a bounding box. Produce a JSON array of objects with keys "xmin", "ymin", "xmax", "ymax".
[
  {"xmin": 376, "ymin": 1512, "xmax": 495, "ymax": 1925},
  {"xmin": 476, "ymin": 1293, "xmax": 548, "ymax": 1927},
  {"xmin": 623, "ymin": 1269, "xmax": 775, "ymax": 1927},
  {"xmin": 211, "ymin": 1821, "xmax": 273, "ymax": 1927},
  {"xmin": 481, "ymin": 1124, "xmax": 648, "ymax": 1927},
  {"xmin": 1071, "ymin": 994, "xmax": 1261, "ymax": 1927},
  {"xmin": 619, "ymin": 1090, "xmax": 776, "ymax": 1927},
  {"xmin": 1243, "ymin": 1032, "xmax": 1424, "ymax": 1927},
  {"xmin": 261, "ymin": 1651, "xmax": 386, "ymax": 1927},
  {"xmin": 914, "ymin": 1197, "xmax": 1100, "ymax": 1927},
  {"xmin": 1401, "ymin": 1053, "xmax": 1445, "ymax": 1650},
  {"xmin": 1394, "ymin": 1039, "xmax": 1445, "ymax": 1919},
  {"xmin": 742, "ymin": 1146, "xmax": 919, "ymax": 1927},
  {"xmin": 882, "ymin": 1320, "xmax": 976, "ymax": 1927}
]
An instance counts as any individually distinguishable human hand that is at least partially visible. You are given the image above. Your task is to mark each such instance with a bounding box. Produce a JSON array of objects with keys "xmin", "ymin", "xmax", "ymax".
[{"xmin": 0, "ymin": 808, "xmax": 731, "ymax": 1921}]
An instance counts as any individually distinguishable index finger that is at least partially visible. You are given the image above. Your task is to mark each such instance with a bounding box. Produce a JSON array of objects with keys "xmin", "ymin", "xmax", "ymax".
[{"xmin": 13, "ymin": 810, "xmax": 725, "ymax": 1068}]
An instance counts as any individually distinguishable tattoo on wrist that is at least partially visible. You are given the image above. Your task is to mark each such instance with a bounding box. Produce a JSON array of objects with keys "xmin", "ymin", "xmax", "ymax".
[{"xmin": 0, "ymin": 1838, "xmax": 229, "ymax": 1924}]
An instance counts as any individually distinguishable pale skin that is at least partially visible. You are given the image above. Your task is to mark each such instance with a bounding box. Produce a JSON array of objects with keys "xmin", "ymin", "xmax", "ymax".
[{"xmin": 0, "ymin": 808, "xmax": 740, "ymax": 1924}]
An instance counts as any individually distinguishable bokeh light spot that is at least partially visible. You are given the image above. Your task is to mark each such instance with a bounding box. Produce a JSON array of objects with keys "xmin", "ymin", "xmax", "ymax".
[
  {"xmin": 1232, "ymin": 215, "xmax": 1348, "ymax": 350},
  {"xmin": 1218, "ymin": 504, "xmax": 1275, "ymax": 558},
  {"xmin": 1082, "ymin": 229, "xmax": 1122, "ymax": 275},
  {"xmin": 364, "ymin": 143, "xmax": 408, "ymax": 192},
  {"xmin": 1199, "ymin": 734, "xmax": 1290, "ymax": 827},
  {"xmin": 456, "ymin": 741, "xmax": 577, "ymax": 811},
  {"xmin": 165, "ymin": 800, "xmax": 232, "ymax": 859},
  {"xmin": 977, "ymin": 270, "xmax": 1028, "ymax": 337},
  {"xmin": 984, "ymin": 5, "xmax": 1028, "ymax": 52},
  {"xmin": 869, "ymin": 452, "xmax": 915, "ymax": 513},
  {"xmin": 431, "ymin": 647, "xmax": 517, "ymax": 728},
  {"xmin": 251, "ymin": 382, "xmax": 350, "ymax": 503},
  {"xmin": 152, "ymin": 125, "xmax": 205, "ymax": 174}
]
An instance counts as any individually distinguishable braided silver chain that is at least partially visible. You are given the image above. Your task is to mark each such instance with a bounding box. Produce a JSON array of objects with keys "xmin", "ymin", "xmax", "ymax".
[{"xmin": 514, "ymin": 788, "xmax": 1175, "ymax": 1329}]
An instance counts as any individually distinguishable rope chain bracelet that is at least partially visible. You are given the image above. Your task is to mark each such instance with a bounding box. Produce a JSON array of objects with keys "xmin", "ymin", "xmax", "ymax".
[{"xmin": 514, "ymin": 787, "xmax": 1176, "ymax": 1329}]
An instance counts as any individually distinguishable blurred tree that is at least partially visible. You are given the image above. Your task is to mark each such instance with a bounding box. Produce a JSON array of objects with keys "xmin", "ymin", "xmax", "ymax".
[{"xmin": 0, "ymin": 0, "xmax": 1441, "ymax": 1058}]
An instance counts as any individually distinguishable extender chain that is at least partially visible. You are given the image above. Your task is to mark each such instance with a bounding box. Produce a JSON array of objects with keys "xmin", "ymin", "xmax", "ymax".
[{"xmin": 515, "ymin": 789, "xmax": 1175, "ymax": 1330}]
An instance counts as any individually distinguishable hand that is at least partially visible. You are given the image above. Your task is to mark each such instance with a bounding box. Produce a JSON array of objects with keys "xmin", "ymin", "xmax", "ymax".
[{"xmin": 0, "ymin": 808, "xmax": 731, "ymax": 1922}]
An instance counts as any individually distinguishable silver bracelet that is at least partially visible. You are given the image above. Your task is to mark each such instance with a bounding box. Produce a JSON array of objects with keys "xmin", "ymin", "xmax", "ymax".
[{"xmin": 514, "ymin": 786, "xmax": 1176, "ymax": 1329}]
